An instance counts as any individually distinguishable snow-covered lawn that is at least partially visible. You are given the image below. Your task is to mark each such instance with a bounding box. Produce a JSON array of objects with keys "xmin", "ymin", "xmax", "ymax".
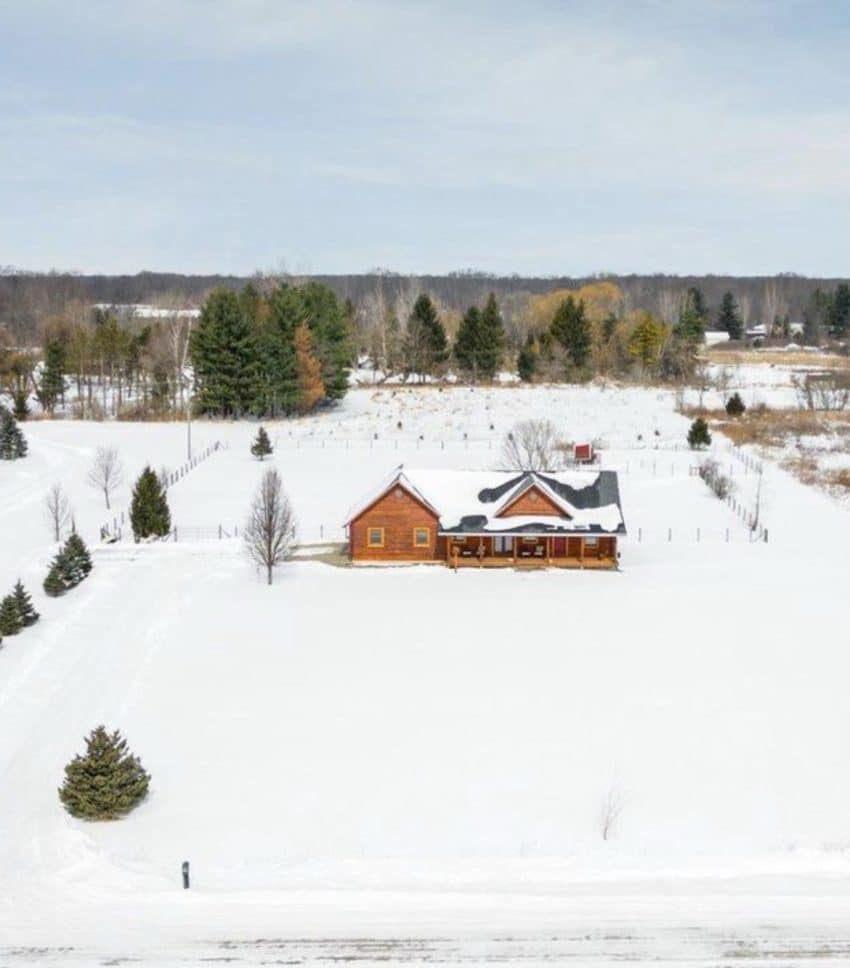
[{"xmin": 1, "ymin": 384, "xmax": 849, "ymax": 964}]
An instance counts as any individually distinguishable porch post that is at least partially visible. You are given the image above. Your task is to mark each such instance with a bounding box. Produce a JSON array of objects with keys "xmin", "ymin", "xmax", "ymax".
[
  {"xmin": 579, "ymin": 537, "xmax": 584, "ymax": 570},
  {"xmin": 546, "ymin": 535, "xmax": 552, "ymax": 564}
]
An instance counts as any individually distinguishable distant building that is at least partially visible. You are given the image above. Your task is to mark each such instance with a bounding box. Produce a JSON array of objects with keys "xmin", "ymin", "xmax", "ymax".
[{"xmin": 92, "ymin": 303, "xmax": 200, "ymax": 319}]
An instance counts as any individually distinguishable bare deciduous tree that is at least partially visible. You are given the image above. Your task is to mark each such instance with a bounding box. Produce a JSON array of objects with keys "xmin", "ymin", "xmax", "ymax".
[
  {"xmin": 500, "ymin": 419, "xmax": 565, "ymax": 472},
  {"xmin": 44, "ymin": 483, "xmax": 72, "ymax": 542},
  {"xmin": 244, "ymin": 468, "xmax": 296, "ymax": 585},
  {"xmin": 86, "ymin": 446, "xmax": 124, "ymax": 509},
  {"xmin": 598, "ymin": 784, "xmax": 626, "ymax": 841}
]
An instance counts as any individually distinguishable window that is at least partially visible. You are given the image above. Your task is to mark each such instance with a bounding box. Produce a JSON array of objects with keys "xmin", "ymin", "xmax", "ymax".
[
  {"xmin": 494, "ymin": 535, "xmax": 513, "ymax": 553},
  {"xmin": 413, "ymin": 527, "xmax": 430, "ymax": 547},
  {"xmin": 585, "ymin": 536, "xmax": 598, "ymax": 547},
  {"xmin": 367, "ymin": 527, "xmax": 384, "ymax": 547}
]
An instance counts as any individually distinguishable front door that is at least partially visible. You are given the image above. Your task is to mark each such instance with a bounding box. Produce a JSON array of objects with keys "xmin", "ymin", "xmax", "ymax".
[{"xmin": 552, "ymin": 536, "xmax": 567, "ymax": 557}]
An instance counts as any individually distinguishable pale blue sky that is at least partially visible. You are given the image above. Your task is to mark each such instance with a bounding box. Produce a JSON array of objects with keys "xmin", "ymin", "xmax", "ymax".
[{"xmin": 2, "ymin": 0, "xmax": 850, "ymax": 276}]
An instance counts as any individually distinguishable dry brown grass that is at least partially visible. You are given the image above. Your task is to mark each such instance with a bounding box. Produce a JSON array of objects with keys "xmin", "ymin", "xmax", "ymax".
[
  {"xmin": 681, "ymin": 405, "xmax": 850, "ymax": 447},
  {"xmin": 703, "ymin": 348, "xmax": 850, "ymax": 369},
  {"xmin": 827, "ymin": 468, "xmax": 850, "ymax": 491}
]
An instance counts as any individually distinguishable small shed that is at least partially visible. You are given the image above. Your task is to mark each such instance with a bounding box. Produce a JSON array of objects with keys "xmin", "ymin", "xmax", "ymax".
[{"xmin": 574, "ymin": 442, "xmax": 595, "ymax": 464}]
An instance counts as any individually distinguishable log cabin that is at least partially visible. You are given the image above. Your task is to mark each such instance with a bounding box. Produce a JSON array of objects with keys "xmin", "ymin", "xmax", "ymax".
[{"xmin": 344, "ymin": 466, "xmax": 626, "ymax": 569}]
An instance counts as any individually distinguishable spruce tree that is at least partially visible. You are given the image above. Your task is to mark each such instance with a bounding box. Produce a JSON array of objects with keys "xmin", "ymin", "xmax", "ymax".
[
  {"xmin": 829, "ymin": 283, "xmax": 850, "ymax": 337},
  {"xmin": 687, "ymin": 417, "xmax": 712, "ymax": 449},
  {"xmin": 58, "ymin": 725, "xmax": 150, "ymax": 821},
  {"xmin": 675, "ymin": 287, "xmax": 708, "ymax": 343},
  {"xmin": 43, "ymin": 563, "xmax": 66, "ymax": 598},
  {"xmin": 0, "ymin": 595, "xmax": 23, "ymax": 636},
  {"xmin": 404, "ymin": 294, "xmax": 448, "ymax": 380},
  {"xmin": 12, "ymin": 389, "xmax": 29, "ymax": 421},
  {"xmin": 251, "ymin": 426, "xmax": 273, "ymax": 460},
  {"xmin": 130, "ymin": 466, "xmax": 172, "ymax": 541},
  {"xmin": 190, "ymin": 289, "xmax": 257, "ymax": 417},
  {"xmin": 476, "ymin": 293, "xmax": 505, "ymax": 381},
  {"xmin": 551, "ymin": 296, "xmax": 591, "ymax": 369},
  {"xmin": 725, "ymin": 392, "xmax": 746, "ymax": 417},
  {"xmin": 38, "ymin": 339, "xmax": 67, "ymax": 415},
  {"xmin": 0, "ymin": 407, "xmax": 28, "ymax": 460},
  {"xmin": 717, "ymin": 292, "xmax": 743, "ymax": 339},
  {"xmin": 300, "ymin": 281, "xmax": 351, "ymax": 402},
  {"xmin": 12, "ymin": 580, "xmax": 39, "ymax": 627},
  {"xmin": 63, "ymin": 532, "xmax": 93, "ymax": 584},
  {"xmin": 517, "ymin": 341, "xmax": 537, "ymax": 382},
  {"xmin": 453, "ymin": 306, "xmax": 481, "ymax": 379}
]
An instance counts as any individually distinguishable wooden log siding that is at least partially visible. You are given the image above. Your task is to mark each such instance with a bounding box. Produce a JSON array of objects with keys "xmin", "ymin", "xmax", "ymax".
[
  {"xmin": 497, "ymin": 485, "xmax": 567, "ymax": 518},
  {"xmin": 350, "ymin": 485, "xmax": 444, "ymax": 561}
]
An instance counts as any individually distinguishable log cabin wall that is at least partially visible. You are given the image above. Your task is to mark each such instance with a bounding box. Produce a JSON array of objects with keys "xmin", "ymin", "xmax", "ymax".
[{"xmin": 350, "ymin": 485, "xmax": 444, "ymax": 561}]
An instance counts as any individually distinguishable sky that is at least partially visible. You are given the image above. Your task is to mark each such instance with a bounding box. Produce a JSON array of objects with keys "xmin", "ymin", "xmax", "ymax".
[{"xmin": 2, "ymin": 0, "xmax": 850, "ymax": 277}]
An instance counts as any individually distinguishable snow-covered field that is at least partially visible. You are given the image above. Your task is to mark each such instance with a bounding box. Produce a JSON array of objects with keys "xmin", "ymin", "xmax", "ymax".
[{"xmin": 2, "ymin": 384, "xmax": 850, "ymax": 965}]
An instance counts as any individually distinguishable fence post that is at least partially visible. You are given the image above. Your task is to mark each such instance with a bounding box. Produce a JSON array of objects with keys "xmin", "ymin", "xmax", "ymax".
[
  {"xmin": 638, "ymin": 527, "xmax": 642, "ymax": 542},
  {"xmin": 320, "ymin": 524, "xmax": 324, "ymax": 539},
  {"xmin": 763, "ymin": 529, "xmax": 768, "ymax": 543},
  {"xmin": 218, "ymin": 524, "xmax": 222, "ymax": 539},
  {"xmin": 697, "ymin": 527, "xmax": 700, "ymax": 542},
  {"xmin": 668, "ymin": 527, "xmax": 672, "ymax": 542},
  {"xmin": 725, "ymin": 528, "xmax": 729, "ymax": 543},
  {"xmin": 173, "ymin": 526, "xmax": 178, "ymax": 542}
]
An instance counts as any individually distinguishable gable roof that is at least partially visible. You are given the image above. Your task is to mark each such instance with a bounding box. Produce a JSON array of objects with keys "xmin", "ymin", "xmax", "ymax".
[
  {"xmin": 346, "ymin": 466, "xmax": 626, "ymax": 535},
  {"xmin": 493, "ymin": 475, "xmax": 574, "ymax": 519}
]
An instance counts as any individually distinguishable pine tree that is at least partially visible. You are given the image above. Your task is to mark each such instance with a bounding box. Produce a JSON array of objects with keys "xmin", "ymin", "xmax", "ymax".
[
  {"xmin": 63, "ymin": 532, "xmax": 93, "ymax": 585},
  {"xmin": 43, "ymin": 563, "xmax": 66, "ymax": 598},
  {"xmin": 58, "ymin": 725, "xmax": 150, "ymax": 821},
  {"xmin": 551, "ymin": 296, "xmax": 591, "ymax": 369},
  {"xmin": 300, "ymin": 281, "xmax": 351, "ymax": 402},
  {"xmin": 404, "ymin": 294, "xmax": 448, "ymax": 380},
  {"xmin": 38, "ymin": 339, "xmax": 67, "ymax": 415},
  {"xmin": 717, "ymin": 292, "xmax": 743, "ymax": 340},
  {"xmin": 476, "ymin": 293, "xmax": 505, "ymax": 381},
  {"xmin": 517, "ymin": 340, "xmax": 537, "ymax": 382},
  {"xmin": 675, "ymin": 287, "xmax": 707, "ymax": 343},
  {"xmin": 12, "ymin": 580, "xmax": 39, "ymax": 627},
  {"xmin": 12, "ymin": 389, "xmax": 29, "ymax": 421},
  {"xmin": 829, "ymin": 283, "xmax": 850, "ymax": 337},
  {"xmin": 189, "ymin": 289, "xmax": 257, "ymax": 417},
  {"xmin": 130, "ymin": 466, "xmax": 172, "ymax": 541},
  {"xmin": 453, "ymin": 306, "xmax": 481, "ymax": 379},
  {"xmin": 294, "ymin": 322, "xmax": 326, "ymax": 413},
  {"xmin": 251, "ymin": 426, "xmax": 273, "ymax": 460},
  {"xmin": 0, "ymin": 407, "xmax": 28, "ymax": 460},
  {"xmin": 725, "ymin": 392, "xmax": 746, "ymax": 417},
  {"xmin": 687, "ymin": 417, "xmax": 712, "ymax": 449},
  {"xmin": 0, "ymin": 595, "xmax": 23, "ymax": 636}
]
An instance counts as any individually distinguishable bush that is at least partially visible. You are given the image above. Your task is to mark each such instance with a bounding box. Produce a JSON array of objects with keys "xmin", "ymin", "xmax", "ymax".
[
  {"xmin": 250, "ymin": 426, "xmax": 273, "ymax": 460},
  {"xmin": 699, "ymin": 459, "xmax": 735, "ymax": 500},
  {"xmin": 687, "ymin": 417, "xmax": 712, "ymax": 449},
  {"xmin": 725, "ymin": 392, "xmax": 746, "ymax": 418},
  {"xmin": 58, "ymin": 725, "xmax": 150, "ymax": 821}
]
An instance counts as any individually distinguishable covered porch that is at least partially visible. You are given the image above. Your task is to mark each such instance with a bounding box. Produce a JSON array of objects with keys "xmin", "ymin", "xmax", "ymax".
[{"xmin": 444, "ymin": 533, "xmax": 618, "ymax": 570}]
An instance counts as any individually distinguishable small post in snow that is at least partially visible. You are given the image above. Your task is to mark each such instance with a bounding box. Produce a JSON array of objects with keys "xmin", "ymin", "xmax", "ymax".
[{"xmin": 182, "ymin": 860, "xmax": 190, "ymax": 889}]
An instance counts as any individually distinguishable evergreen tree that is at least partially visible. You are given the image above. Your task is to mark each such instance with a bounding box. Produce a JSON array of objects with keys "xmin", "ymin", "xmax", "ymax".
[
  {"xmin": 294, "ymin": 322, "xmax": 326, "ymax": 413},
  {"xmin": 256, "ymin": 285, "xmax": 300, "ymax": 416},
  {"xmin": 550, "ymin": 296, "xmax": 591, "ymax": 369},
  {"xmin": 12, "ymin": 389, "xmax": 29, "ymax": 421},
  {"xmin": 130, "ymin": 466, "xmax": 172, "ymax": 541},
  {"xmin": 12, "ymin": 580, "xmax": 39, "ymax": 627},
  {"xmin": 190, "ymin": 289, "xmax": 257, "ymax": 416},
  {"xmin": 476, "ymin": 293, "xmax": 505, "ymax": 381},
  {"xmin": 404, "ymin": 294, "xmax": 448, "ymax": 379},
  {"xmin": 0, "ymin": 595, "xmax": 23, "ymax": 636},
  {"xmin": 58, "ymin": 725, "xmax": 150, "ymax": 821},
  {"xmin": 675, "ymin": 288, "xmax": 707, "ymax": 343},
  {"xmin": 725, "ymin": 392, "xmax": 746, "ymax": 417},
  {"xmin": 829, "ymin": 283, "xmax": 850, "ymax": 337},
  {"xmin": 453, "ymin": 306, "xmax": 481, "ymax": 379},
  {"xmin": 517, "ymin": 337, "xmax": 538, "ymax": 382},
  {"xmin": 63, "ymin": 532, "xmax": 93, "ymax": 584},
  {"xmin": 251, "ymin": 426, "xmax": 273, "ymax": 460},
  {"xmin": 717, "ymin": 292, "xmax": 743, "ymax": 339},
  {"xmin": 0, "ymin": 407, "xmax": 28, "ymax": 459},
  {"xmin": 43, "ymin": 563, "xmax": 66, "ymax": 598},
  {"xmin": 687, "ymin": 417, "xmax": 712, "ymax": 449},
  {"xmin": 300, "ymin": 281, "xmax": 351, "ymax": 402},
  {"xmin": 38, "ymin": 339, "xmax": 66, "ymax": 415}
]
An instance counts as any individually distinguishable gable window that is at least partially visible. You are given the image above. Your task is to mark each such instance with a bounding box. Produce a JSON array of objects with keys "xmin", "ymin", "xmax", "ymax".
[
  {"xmin": 413, "ymin": 527, "xmax": 430, "ymax": 547},
  {"xmin": 367, "ymin": 527, "xmax": 385, "ymax": 547}
]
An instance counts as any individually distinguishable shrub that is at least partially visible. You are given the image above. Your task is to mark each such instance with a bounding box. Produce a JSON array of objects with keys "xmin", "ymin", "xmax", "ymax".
[
  {"xmin": 725, "ymin": 392, "xmax": 746, "ymax": 418},
  {"xmin": 250, "ymin": 426, "xmax": 273, "ymax": 460},
  {"xmin": 687, "ymin": 417, "xmax": 712, "ymax": 449}
]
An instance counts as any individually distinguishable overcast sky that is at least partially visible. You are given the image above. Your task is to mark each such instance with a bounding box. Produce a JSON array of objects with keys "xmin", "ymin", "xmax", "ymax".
[{"xmin": 2, "ymin": 0, "xmax": 850, "ymax": 276}]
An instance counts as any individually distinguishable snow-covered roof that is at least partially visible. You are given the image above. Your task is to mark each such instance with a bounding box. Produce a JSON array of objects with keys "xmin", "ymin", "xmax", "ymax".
[{"xmin": 345, "ymin": 466, "xmax": 626, "ymax": 535}]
